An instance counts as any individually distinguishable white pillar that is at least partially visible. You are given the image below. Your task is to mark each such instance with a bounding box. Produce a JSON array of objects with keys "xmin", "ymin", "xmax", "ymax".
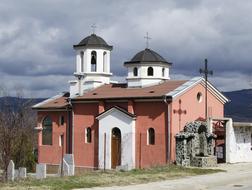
[{"xmin": 225, "ymin": 118, "xmax": 234, "ymax": 163}]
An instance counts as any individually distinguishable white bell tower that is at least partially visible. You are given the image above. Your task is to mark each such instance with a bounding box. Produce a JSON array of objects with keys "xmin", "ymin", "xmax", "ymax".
[
  {"xmin": 69, "ymin": 33, "xmax": 113, "ymax": 97},
  {"xmin": 124, "ymin": 48, "xmax": 172, "ymax": 88}
]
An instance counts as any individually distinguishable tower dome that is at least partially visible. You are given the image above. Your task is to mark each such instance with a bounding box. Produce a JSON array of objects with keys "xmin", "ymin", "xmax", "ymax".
[
  {"xmin": 125, "ymin": 48, "xmax": 171, "ymax": 64},
  {"xmin": 69, "ymin": 33, "xmax": 113, "ymax": 97},
  {"xmin": 73, "ymin": 34, "xmax": 112, "ymax": 50},
  {"xmin": 124, "ymin": 48, "xmax": 172, "ymax": 88}
]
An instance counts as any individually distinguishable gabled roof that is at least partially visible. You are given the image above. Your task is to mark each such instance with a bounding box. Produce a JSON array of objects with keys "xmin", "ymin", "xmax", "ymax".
[
  {"xmin": 32, "ymin": 93, "xmax": 69, "ymax": 110},
  {"xmin": 166, "ymin": 77, "xmax": 229, "ymax": 104},
  {"xmin": 73, "ymin": 80, "xmax": 187, "ymax": 101},
  {"xmin": 34, "ymin": 77, "xmax": 229, "ymax": 109},
  {"xmin": 96, "ymin": 106, "xmax": 136, "ymax": 120}
]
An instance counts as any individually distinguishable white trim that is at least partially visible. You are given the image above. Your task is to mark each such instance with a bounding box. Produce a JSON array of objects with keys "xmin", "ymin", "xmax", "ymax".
[
  {"xmin": 166, "ymin": 77, "xmax": 229, "ymax": 104},
  {"xmin": 124, "ymin": 62, "xmax": 171, "ymax": 67},
  {"xmin": 233, "ymin": 122, "xmax": 252, "ymax": 127},
  {"xmin": 166, "ymin": 77, "xmax": 202, "ymax": 98},
  {"xmin": 96, "ymin": 107, "xmax": 136, "ymax": 121},
  {"xmin": 32, "ymin": 94, "xmax": 63, "ymax": 108},
  {"xmin": 200, "ymin": 80, "xmax": 229, "ymax": 104}
]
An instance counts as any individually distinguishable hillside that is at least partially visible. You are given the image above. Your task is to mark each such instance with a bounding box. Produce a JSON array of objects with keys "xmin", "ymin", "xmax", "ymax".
[{"xmin": 224, "ymin": 89, "xmax": 252, "ymax": 122}]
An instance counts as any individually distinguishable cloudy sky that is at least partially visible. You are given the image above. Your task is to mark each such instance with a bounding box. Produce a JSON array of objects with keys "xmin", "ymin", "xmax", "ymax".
[{"xmin": 0, "ymin": 0, "xmax": 252, "ymax": 98}]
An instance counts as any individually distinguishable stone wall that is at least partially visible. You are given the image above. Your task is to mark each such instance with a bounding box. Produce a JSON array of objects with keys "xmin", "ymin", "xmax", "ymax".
[{"xmin": 176, "ymin": 121, "xmax": 217, "ymax": 167}]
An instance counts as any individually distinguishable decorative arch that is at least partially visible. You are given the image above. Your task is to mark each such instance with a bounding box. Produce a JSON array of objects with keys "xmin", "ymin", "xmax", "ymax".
[
  {"xmin": 147, "ymin": 67, "xmax": 154, "ymax": 76},
  {"xmin": 103, "ymin": 51, "xmax": 107, "ymax": 72},
  {"xmin": 42, "ymin": 116, "xmax": 52, "ymax": 145},
  {"xmin": 162, "ymin": 68, "xmax": 165, "ymax": 77},
  {"xmin": 80, "ymin": 51, "xmax": 84, "ymax": 72},
  {"xmin": 91, "ymin": 51, "xmax": 97, "ymax": 72},
  {"xmin": 147, "ymin": 128, "xmax": 155, "ymax": 145},
  {"xmin": 111, "ymin": 127, "xmax": 121, "ymax": 168},
  {"xmin": 133, "ymin": 67, "xmax": 138, "ymax": 76}
]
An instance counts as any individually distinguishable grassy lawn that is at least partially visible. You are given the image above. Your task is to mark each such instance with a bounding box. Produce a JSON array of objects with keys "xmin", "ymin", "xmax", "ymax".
[{"xmin": 0, "ymin": 165, "xmax": 224, "ymax": 190}]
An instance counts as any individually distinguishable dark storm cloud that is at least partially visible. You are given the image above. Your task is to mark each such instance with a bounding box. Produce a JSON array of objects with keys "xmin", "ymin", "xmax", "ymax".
[{"xmin": 0, "ymin": 0, "xmax": 251, "ymax": 97}]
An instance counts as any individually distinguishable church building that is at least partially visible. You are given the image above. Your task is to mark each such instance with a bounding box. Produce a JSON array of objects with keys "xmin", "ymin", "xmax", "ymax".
[{"xmin": 33, "ymin": 33, "xmax": 229, "ymax": 170}]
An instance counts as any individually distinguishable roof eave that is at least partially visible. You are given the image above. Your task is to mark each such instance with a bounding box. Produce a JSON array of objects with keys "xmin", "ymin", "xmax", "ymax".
[
  {"xmin": 71, "ymin": 95, "xmax": 167, "ymax": 102},
  {"xmin": 124, "ymin": 61, "xmax": 172, "ymax": 66},
  {"xmin": 73, "ymin": 44, "xmax": 113, "ymax": 50}
]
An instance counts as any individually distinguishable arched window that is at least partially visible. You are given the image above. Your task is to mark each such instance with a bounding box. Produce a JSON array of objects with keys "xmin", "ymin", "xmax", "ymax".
[
  {"xmin": 162, "ymin": 68, "xmax": 165, "ymax": 77},
  {"xmin": 59, "ymin": 115, "xmax": 64, "ymax": 126},
  {"xmin": 103, "ymin": 52, "xmax": 107, "ymax": 72},
  {"xmin": 42, "ymin": 116, "xmax": 52, "ymax": 145},
  {"xmin": 147, "ymin": 67, "xmax": 153, "ymax": 76},
  {"xmin": 86, "ymin": 127, "xmax": 92, "ymax": 143},
  {"xmin": 91, "ymin": 51, "xmax": 97, "ymax": 72},
  {"xmin": 133, "ymin": 67, "xmax": 138, "ymax": 76},
  {"xmin": 148, "ymin": 128, "xmax": 155, "ymax": 145},
  {"xmin": 80, "ymin": 51, "xmax": 84, "ymax": 72}
]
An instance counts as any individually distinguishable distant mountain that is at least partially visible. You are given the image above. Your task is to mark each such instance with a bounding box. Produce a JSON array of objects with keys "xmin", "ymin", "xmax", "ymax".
[
  {"xmin": 0, "ymin": 97, "xmax": 46, "ymax": 111},
  {"xmin": 0, "ymin": 89, "xmax": 251, "ymax": 122},
  {"xmin": 224, "ymin": 89, "xmax": 252, "ymax": 122}
]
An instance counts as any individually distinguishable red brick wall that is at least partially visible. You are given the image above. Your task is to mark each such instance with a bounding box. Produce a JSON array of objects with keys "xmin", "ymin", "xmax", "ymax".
[
  {"xmin": 73, "ymin": 103, "xmax": 99, "ymax": 168},
  {"xmin": 134, "ymin": 101, "xmax": 167, "ymax": 168},
  {"xmin": 37, "ymin": 111, "xmax": 67, "ymax": 165}
]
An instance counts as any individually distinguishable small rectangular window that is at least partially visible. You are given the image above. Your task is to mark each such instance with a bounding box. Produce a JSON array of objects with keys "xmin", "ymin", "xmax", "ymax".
[
  {"xmin": 59, "ymin": 116, "xmax": 64, "ymax": 126},
  {"xmin": 85, "ymin": 127, "xmax": 92, "ymax": 143},
  {"xmin": 59, "ymin": 134, "xmax": 64, "ymax": 147}
]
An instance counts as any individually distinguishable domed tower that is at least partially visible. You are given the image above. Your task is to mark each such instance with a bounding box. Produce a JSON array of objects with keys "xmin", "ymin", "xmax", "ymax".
[
  {"xmin": 124, "ymin": 48, "xmax": 172, "ymax": 88},
  {"xmin": 69, "ymin": 34, "xmax": 113, "ymax": 96}
]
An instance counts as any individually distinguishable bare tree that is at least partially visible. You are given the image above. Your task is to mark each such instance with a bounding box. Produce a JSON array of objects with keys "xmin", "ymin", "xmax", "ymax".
[{"xmin": 0, "ymin": 89, "xmax": 36, "ymax": 181}]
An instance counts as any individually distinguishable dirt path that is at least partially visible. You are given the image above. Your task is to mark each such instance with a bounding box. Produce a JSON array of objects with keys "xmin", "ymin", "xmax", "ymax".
[{"xmin": 76, "ymin": 163, "xmax": 252, "ymax": 190}]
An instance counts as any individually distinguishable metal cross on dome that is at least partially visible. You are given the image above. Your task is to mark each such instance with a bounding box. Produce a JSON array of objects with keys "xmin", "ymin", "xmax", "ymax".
[
  {"xmin": 199, "ymin": 58, "xmax": 213, "ymax": 119},
  {"xmin": 144, "ymin": 32, "xmax": 151, "ymax": 49},
  {"xmin": 173, "ymin": 99, "xmax": 187, "ymax": 131},
  {"xmin": 91, "ymin": 24, "xmax": 97, "ymax": 34}
]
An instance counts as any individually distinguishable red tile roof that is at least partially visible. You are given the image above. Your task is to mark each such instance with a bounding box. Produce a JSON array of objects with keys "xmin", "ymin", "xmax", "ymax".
[
  {"xmin": 74, "ymin": 80, "xmax": 187, "ymax": 100},
  {"xmin": 33, "ymin": 96, "xmax": 69, "ymax": 109},
  {"xmin": 33, "ymin": 80, "xmax": 187, "ymax": 109}
]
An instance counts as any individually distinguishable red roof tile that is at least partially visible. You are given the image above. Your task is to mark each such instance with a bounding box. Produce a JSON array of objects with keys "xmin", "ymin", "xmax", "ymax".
[
  {"xmin": 74, "ymin": 80, "xmax": 187, "ymax": 100},
  {"xmin": 33, "ymin": 96, "xmax": 69, "ymax": 109}
]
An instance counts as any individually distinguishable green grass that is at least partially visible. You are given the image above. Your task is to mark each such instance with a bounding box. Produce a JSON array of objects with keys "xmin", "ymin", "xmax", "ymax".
[{"xmin": 0, "ymin": 165, "xmax": 225, "ymax": 190}]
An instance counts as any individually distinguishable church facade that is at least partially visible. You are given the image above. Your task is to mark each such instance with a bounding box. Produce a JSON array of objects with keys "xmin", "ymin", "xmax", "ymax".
[{"xmin": 33, "ymin": 33, "xmax": 228, "ymax": 170}]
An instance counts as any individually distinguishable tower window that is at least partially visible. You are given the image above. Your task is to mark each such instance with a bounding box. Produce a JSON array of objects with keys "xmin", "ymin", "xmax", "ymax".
[
  {"xmin": 80, "ymin": 51, "xmax": 84, "ymax": 72},
  {"xmin": 42, "ymin": 116, "xmax": 52, "ymax": 145},
  {"xmin": 147, "ymin": 128, "xmax": 155, "ymax": 145},
  {"xmin": 103, "ymin": 52, "xmax": 107, "ymax": 72},
  {"xmin": 162, "ymin": 68, "xmax": 165, "ymax": 77},
  {"xmin": 147, "ymin": 67, "xmax": 153, "ymax": 76},
  {"xmin": 133, "ymin": 67, "xmax": 138, "ymax": 76},
  {"xmin": 91, "ymin": 51, "xmax": 97, "ymax": 72},
  {"xmin": 85, "ymin": 127, "xmax": 92, "ymax": 143}
]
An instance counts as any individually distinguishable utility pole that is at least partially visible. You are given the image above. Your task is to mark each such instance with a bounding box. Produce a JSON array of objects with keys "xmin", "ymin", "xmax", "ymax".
[{"xmin": 199, "ymin": 59, "xmax": 213, "ymax": 119}]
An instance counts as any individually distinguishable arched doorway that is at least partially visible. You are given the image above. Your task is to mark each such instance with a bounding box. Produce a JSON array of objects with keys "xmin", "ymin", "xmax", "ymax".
[{"xmin": 111, "ymin": 127, "xmax": 121, "ymax": 169}]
